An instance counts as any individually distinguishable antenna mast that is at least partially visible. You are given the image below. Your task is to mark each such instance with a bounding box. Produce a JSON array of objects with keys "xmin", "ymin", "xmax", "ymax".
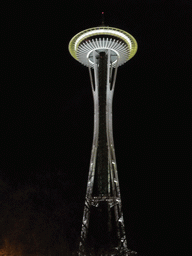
[{"xmin": 101, "ymin": 12, "xmax": 105, "ymax": 26}]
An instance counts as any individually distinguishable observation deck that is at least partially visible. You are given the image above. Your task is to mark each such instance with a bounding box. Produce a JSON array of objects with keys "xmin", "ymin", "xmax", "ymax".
[{"xmin": 68, "ymin": 26, "xmax": 138, "ymax": 68}]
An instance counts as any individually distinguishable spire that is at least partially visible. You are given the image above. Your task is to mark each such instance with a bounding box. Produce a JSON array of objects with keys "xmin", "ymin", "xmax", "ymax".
[{"xmin": 101, "ymin": 12, "xmax": 105, "ymax": 26}]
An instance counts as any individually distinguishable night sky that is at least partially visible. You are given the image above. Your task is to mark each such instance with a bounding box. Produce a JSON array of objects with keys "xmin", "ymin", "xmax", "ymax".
[{"xmin": 1, "ymin": 1, "xmax": 191, "ymax": 255}]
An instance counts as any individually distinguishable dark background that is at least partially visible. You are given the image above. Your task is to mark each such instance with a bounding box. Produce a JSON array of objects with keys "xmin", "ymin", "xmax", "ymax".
[{"xmin": 1, "ymin": 0, "xmax": 191, "ymax": 255}]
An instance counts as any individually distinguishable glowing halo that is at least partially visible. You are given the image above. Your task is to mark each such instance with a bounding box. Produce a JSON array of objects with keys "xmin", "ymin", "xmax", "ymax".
[{"xmin": 69, "ymin": 26, "xmax": 138, "ymax": 67}]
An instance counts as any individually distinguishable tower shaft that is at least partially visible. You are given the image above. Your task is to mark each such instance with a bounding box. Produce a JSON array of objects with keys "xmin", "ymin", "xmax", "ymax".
[
  {"xmin": 79, "ymin": 50, "xmax": 128, "ymax": 255},
  {"xmin": 69, "ymin": 24, "xmax": 138, "ymax": 256},
  {"xmin": 96, "ymin": 52, "xmax": 108, "ymax": 195}
]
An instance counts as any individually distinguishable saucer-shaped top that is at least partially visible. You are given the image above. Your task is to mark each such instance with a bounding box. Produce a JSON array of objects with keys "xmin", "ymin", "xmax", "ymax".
[{"xmin": 68, "ymin": 26, "xmax": 138, "ymax": 68}]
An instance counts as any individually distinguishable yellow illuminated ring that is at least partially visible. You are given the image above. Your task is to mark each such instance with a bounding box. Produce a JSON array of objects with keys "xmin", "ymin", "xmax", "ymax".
[{"xmin": 69, "ymin": 26, "xmax": 138, "ymax": 67}]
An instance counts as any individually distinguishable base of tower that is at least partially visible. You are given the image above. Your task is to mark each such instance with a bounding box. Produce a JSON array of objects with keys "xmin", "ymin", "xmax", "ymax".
[
  {"xmin": 79, "ymin": 198, "xmax": 138, "ymax": 255},
  {"xmin": 78, "ymin": 246, "xmax": 137, "ymax": 256}
]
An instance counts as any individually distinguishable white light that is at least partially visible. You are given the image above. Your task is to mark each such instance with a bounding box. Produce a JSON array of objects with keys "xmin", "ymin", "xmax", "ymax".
[
  {"xmin": 86, "ymin": 48, "xmax": 119, "ymax": 60},
  {"xmin": 119, "ymin": 216, "xmax": 123, "ymax": 222},
  {"xmin": 86, "ymin": 50, "xmax": 119, "ymax": 66},
  {"xmin": 75, "ymin": 29, "xmax": 132, "ymax": 50}
]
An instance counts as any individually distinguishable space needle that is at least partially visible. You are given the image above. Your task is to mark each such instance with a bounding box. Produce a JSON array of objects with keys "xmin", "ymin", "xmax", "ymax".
[{"xmin": 69, "ymin": 13, "xmax": 138, "ymax": 255}]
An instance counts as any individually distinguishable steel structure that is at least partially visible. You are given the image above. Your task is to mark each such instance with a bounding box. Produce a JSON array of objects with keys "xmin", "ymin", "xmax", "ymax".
[{"xmin": 69, "ymin": 24, "xmax": 138, "ymax": 255}]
